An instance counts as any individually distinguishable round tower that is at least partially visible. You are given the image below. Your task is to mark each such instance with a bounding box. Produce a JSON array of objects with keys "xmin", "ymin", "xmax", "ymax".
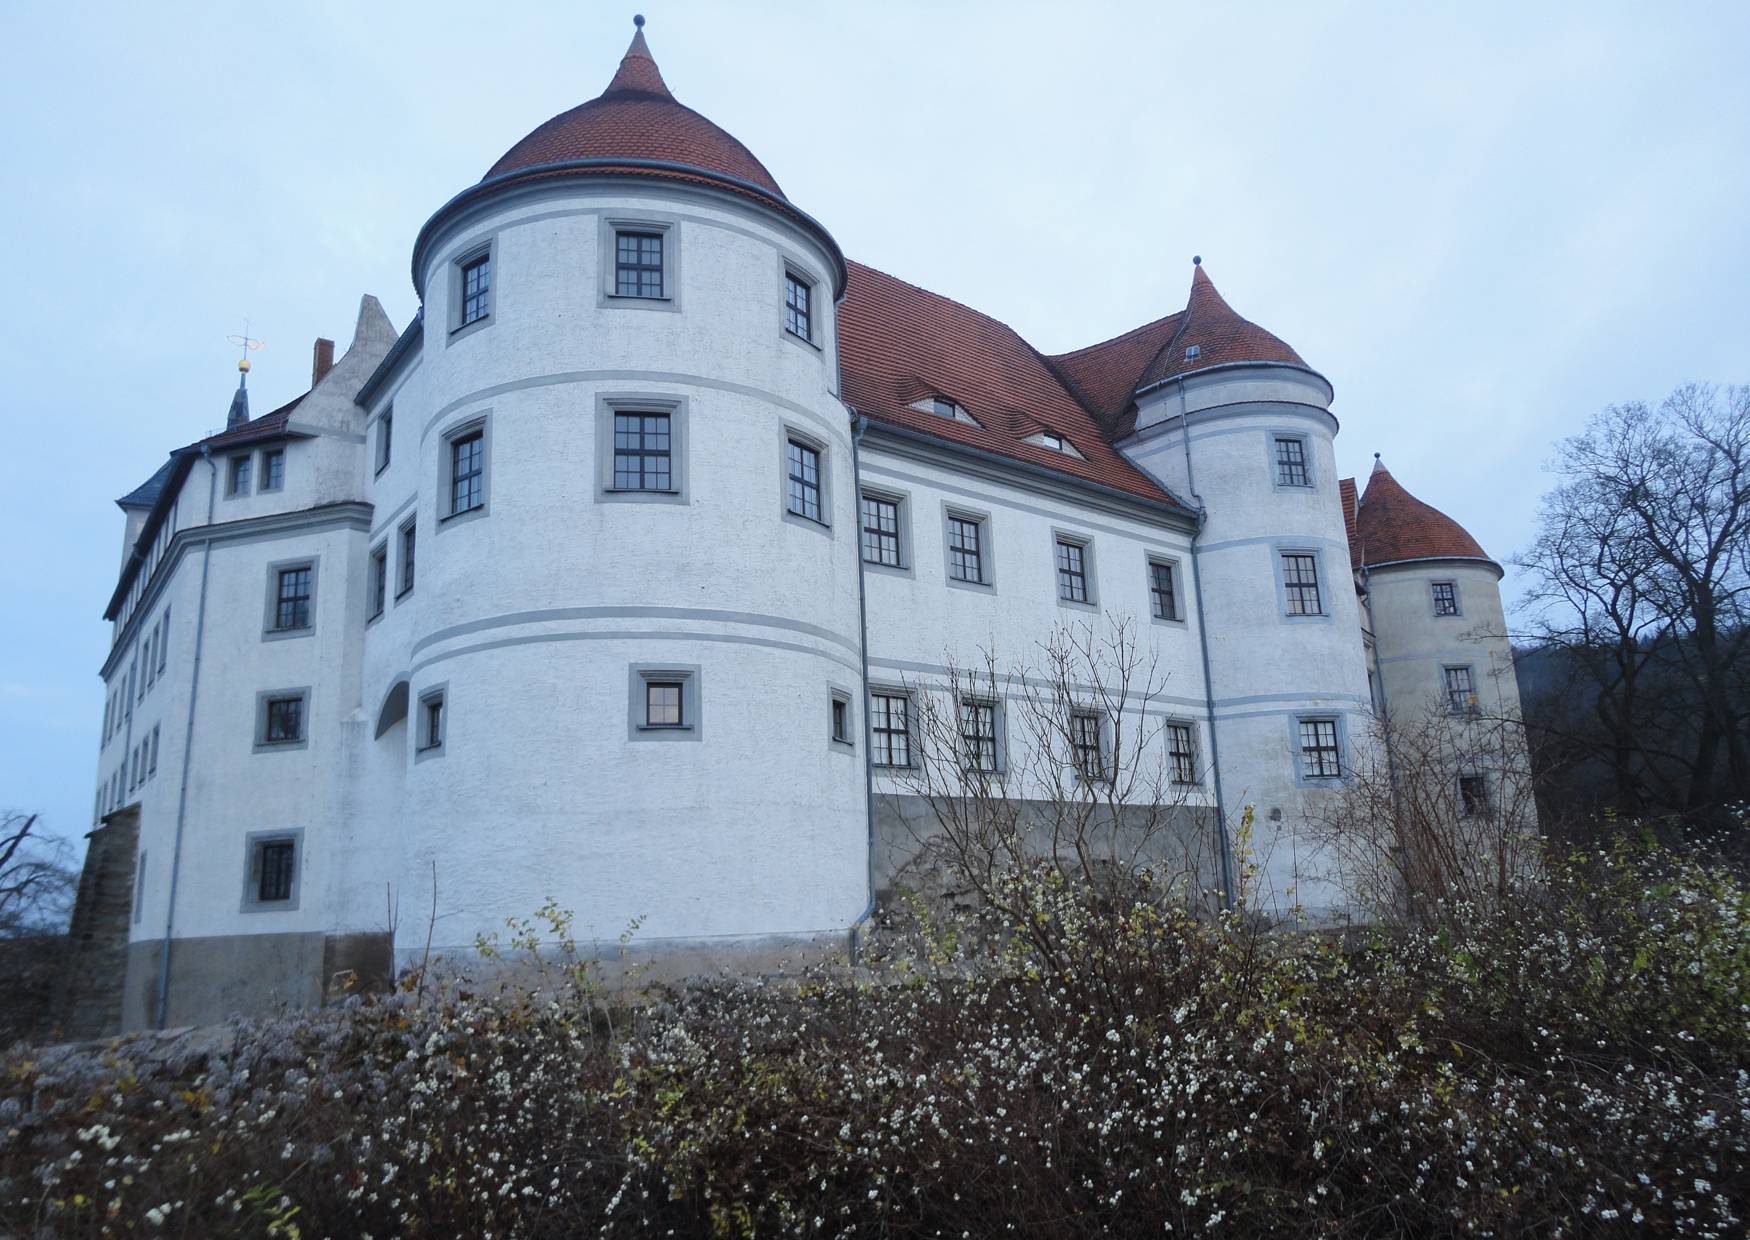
[
  {"xmin": 1355, "ymin": 458, "xmax": 1524, "ymax": 731},
  {"xmin": 1119, "ymin": 262, "xmax": 1372, "ymax": 915},
  {"xmin": 371, "ymin": 21, "xmax": 867, "ymax": 968}
]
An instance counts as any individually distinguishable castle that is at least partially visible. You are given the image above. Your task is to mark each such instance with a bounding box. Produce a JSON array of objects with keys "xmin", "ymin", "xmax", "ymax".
[{"xmin": 78, "ymin": 21, "xmax": 1524, "ymax": 1030}]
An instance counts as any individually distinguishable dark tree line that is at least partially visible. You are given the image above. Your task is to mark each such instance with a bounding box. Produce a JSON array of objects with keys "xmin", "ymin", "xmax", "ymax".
[{"xmin": 1515, "ymin": 384, "xmax": 1750, "ymax": 830}]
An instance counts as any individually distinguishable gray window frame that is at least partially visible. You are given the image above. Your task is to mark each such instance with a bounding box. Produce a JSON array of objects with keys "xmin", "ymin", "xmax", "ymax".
[
  {"xmin": 1147, "ymin": 554, "xmax": 1185, "ymax": 625},
  {"xmin": 368, "ymin": 541, "xmax": 388, "ymax": 623},
  {"xmin": 226, "ymin": 453, "xmax": 253, "ymax": 498},
  {"xmin": 957, "ymin": 694, "xmax": 1005, "ymax": 775},
  {"xmin": 1275, "ymin": 547, "xmax": 1330, "ymax": 621},
  {"xmin": 375, "ymin": 409, "xmax": 393, "ymax": 476},
  {"xmin": 262, "ymin": 556, "xmax": 319, "ymax": 640},
  {"xmin": 448, "ymin": 237, "xmax": 497, "ymax": 342},
  {"xmin": 397, "ymin": 517, "xmax": 416, "ymax": 600},
  {"xmin": 1070, "ymin": 709, "xmax": 1107, "ymax": 784},
  {"xmin": 438, "ymin": 414, "xmax": 491, "ymax": 528},
  {"xmin": 599, "ymin": 214, "xmax": 681, "ymax": 312},
  {"xmin": 628, "ymin": 664, "xmax": 703, "ymax": 742},
  {"xmin": 240, "ymin": 828, "xmax": 303, "ymax": 913},
  {"xmin": 868, "ymin": 687, "xmax": 914, "ymax": 769},
  {"xmin": 595, "ymin": 394, "xmax": 689, "ymax": 504},
  {"xmin": 254, "ymin": 687, "xmax": 312, "ymax": 753},
  {"xmin": 1270, "ymin": 432, "xmax": 1314, "ymax": 489},
  {"xmin": 415, "ymin": 682, "xmax": 447, "ymax": 762},
  {"xmin": 1431, "ymin": 579, "xmax": 1462, "ymax": 617},
  {"xmin": 1458, "ymin": 772, "xmax": 1491, "ymax": 818},
  {"xmin": 943, "ymin": 503, "xmax": 994, "ymax": 591},
  {"xmin": 829, "ymin": 687, "xmax": 855, "ymax": 751},
  {"xmin": 859, "ymin": 487, "xmax": 911, "ymax": 574},
  {"xmin": 781, "ymin": 259, "xmax": 821, "ymax": 350},
  {"xmin": 779, "ymin": 425, "xmax": 831, "ymax": 532},
  {"xmin": 1443, "ymin": 664, "xmax": 1479, "ymax": 715},
  {"xmin": 258, "ymin": 445, "xmax": 285, "ymax": 493},
  {"xmin": 1292, "ymin": 714, "xmax": 1346, "ymax": 784},
  {"xmin": 1053, "ymin": 530, "xmax": 1098, "ymax": 611},
  {"xmin": 1166, "ymin": 719, "xmax": 1199, "ymax": 786}
]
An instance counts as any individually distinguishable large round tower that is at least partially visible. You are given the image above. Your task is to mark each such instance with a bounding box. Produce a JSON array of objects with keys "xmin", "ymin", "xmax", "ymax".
[
  {"xmin": 1118, "ymin": 263, "xmax": 1372, "ymax": 915},
  {"xmin": 363, "ymin": 22, "xmax": 867, "ymax": 968}
]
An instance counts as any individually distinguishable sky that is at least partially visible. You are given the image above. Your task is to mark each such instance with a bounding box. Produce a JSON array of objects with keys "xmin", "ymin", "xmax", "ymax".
[{"xmin": 2, "ymin": 1, "xmax": 1746, "ymax": 855}]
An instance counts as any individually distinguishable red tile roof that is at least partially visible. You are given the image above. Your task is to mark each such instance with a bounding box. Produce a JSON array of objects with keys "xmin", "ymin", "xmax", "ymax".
[
  {"xmin": 1355, "ymin": 458, "xmax": 1492, "ymax": 567},
  {"xmin": 1135, "ymin": 264, "xmax": 1306, "ymax": 390},
  {"xmin": 1049, "ymin": 312, "xmax": 1184, "ymax": 431},
  {"xmin": 839, "ymin": 261, "xmax": 1192, "ymax": 511},
  {"xmin": 199, "ymin": 393, "xmax": 304, "ymax": 451},
  {"xmin": 484, "ymin": 27, "xmax": 785, "ymax": 199},
  {"xmin": 1338, "ymin": 477, "xmax": 1361, "ymax": 570}
]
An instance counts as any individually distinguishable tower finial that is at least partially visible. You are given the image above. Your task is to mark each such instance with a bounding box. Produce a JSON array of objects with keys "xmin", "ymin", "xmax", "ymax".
[
  {"xmin": 633, "ymin": 13, "xmax": 644, "ymax": 28},
  {"xmin": 224, "ymin": 324, "xmax": 263, "ymax": 428},
  {"xmin": 1192, "ymin": 254, "xmax": 1201, "ymax": 266}
]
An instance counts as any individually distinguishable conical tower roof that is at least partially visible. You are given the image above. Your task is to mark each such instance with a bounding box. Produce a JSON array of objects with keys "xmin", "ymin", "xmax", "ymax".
[
  {"xmin": 484, "ymin": 19, "xmax": 785, "ymax": 197},
  {"xmin": 1135, "ymin": 261, "xmax": 1306, "ymax": 390},
  {"xmin": 1355, "ymin": 456, "xmax": 1493, "ymax": 568}
]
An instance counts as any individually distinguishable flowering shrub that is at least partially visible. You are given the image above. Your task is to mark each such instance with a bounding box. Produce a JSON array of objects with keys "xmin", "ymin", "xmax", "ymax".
[{"xmin": 2, "ymin": 836, "xmax": 1746, "ymax": 1238}]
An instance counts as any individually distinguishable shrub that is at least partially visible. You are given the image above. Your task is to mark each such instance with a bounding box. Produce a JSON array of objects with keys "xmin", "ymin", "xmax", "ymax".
[{"xmin": 2, "ymin": 836, "xmax": 1746, "ymax": 1238}]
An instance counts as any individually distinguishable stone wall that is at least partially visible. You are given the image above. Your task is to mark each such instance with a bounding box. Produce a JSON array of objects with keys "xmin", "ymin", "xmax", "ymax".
[{"xmin": 54, "ymin": 809, "xmax": 139, "ymax": 1041}]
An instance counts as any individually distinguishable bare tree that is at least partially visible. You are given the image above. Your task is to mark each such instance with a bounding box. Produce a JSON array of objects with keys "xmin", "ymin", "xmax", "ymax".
[
  {"xmin": 0, "ymin": 812, "xmax": 76, "ymax": 939},
  {"xmin": 1515, "ymin": 384, "xmax": 1750, "ymax": 821}
]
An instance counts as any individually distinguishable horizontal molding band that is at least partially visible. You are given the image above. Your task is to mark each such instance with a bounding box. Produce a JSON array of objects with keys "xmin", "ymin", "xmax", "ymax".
[
  {"xmin": 409, "ymin": 627, "xmax": 863, "ymax": 679},
  {"xmin": 410, "ymin": 605, "xmax": 860, "ymax": 661}
]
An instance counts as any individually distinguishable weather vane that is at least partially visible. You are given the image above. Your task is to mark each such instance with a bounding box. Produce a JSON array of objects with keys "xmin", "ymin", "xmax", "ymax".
[{"xmin": 226, "ymin": 321, "xmax": 265, "ymax": 374}]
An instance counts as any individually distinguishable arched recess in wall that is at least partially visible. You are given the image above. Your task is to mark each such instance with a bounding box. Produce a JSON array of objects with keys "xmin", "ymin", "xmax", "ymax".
[{"xmin": 374, "ymin": 679, "xmax": 410, "ymax": 739}]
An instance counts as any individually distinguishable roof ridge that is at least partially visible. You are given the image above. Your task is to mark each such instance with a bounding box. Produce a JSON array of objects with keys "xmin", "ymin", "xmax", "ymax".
[{"xmin": 1049, "ymin": 309, "xmax": 1184, "ymax": 364}]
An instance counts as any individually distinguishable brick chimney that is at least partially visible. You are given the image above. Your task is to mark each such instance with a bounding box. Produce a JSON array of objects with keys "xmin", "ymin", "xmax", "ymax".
[{"xmin": 311, "ymin": 338, "xmax": 336, "ymax": 386}]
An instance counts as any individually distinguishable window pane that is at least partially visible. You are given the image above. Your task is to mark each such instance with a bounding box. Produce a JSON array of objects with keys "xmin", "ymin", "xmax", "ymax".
[
  {"xmin": 276, "ymin": 567, "xmax": 311, "ymax": 630},
  {"xmin": 948, "ymin": 517, "xmax": 983, "ymax": 582},
  {"xmin": 786, "ymin": 440, "xmax": 822, "ymax": 521},
  {"xmin": 1282, "ymin": 554, "xmax": 1321, "ymax": 615},
  {"xmin": 461, "ymin": 255, "xmax": 491, "ymax": 325},
  {"xmin": 1298, "ymin": 719, "xmax": 1340, "ymax": 778},
  {"xmin": 1056, "ymin": 539, "xmax": 1088, "ymax": 602},
  {"xmin": 1150, "ymin": 562, "xmax": 1177, "ymax": 620},
  {"xmin": 646, "ymin": 682, "xmax": 683, "ymax": 726},
  {"xmin": 265, "ymin": 697, "xmax": 303, "ymax": 743},
  {"xmin": 785, "ymin": 274, "xmax": 811, "ymax": 339},
  {"xmin": 615, "ymin": 230, "xmax": 664, "ymax": 298},
  {"xmin": 860, "ymin": 495, "xmax": 900, "ymax": 566},
  {"xmin": 400, "ymin": 522, "xmax": 416, "ymax": 594},
  {"xmin": 1168, "ymin": 723, "xmax": 1196, "ymax": 784},
  {"xmin": 450, "ymin": 432, "xmax": 484, "ymax": 513},
  {"xmin": 1275, "ymin": 437, "xmax": 1309, "ymax": 486},
  {"xmin": 613, "ymin": 412, "xmax": 672, "ymax": 490},
  {"xmin": 258, "ymin": 841, "xmax": 295, "ymax": 902}
]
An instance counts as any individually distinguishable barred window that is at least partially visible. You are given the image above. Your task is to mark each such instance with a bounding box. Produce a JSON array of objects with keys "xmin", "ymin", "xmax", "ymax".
[
  {"xmin": 256, "ymin": 839, "xmax": 295, "ymax": 902},
  {"xmin": 870, "ymin": 692, "xmax": 911, "ymax": 767},
  {"xmin": 861, "ymin": 494, "xmax": 901, "ymax": 567},
  {"xmin": 615, "ymin": 230, "xmax": 664, "ymax": 297},
  {"xmin": 786, "ymin": 439, "xmax": 822, "ymax": 522},
  {"xmin": 1056, "ymin": 539, "xmax": 1089, "ymax": 603},
  {"xmin": 1167, "ymin": 722, "xmax": 1196, "ymax": 785},
  {"xmin": 948, "ymin": 516, "xmax": 984, "ymax": 583},
  {"xmin": 960, "ymin": 699, "xmax": 998, "ymax": 772},
  {"xmin": 613, "ymin": 413, "xmax": 671, "ymax": 491},
  {"xmin": 1444, "ymin": 666, "xmax": 1476, "ymax": 714},
  {"xmin": 1149, "ymin": 560, "xmax": 1179, "ymax": 621},
  {"xmin": 264, "ymin": 696, "xmax": 304, "ymax": 744},
  {"xmin": 1298, "ymin": 718, "xmax": 1341, "ymax": 779},
  {"xmin": 450, "ymin": 430, "xmax": 484, "ymax": 515},
  {"xmin": 228, "ymin": 453, "xmax": 252, "ymax": 496},
  {"xmin": 785, "ymin": 272, "xmax": 812, "ymax": 340},
  {"xmin": 274, "ymin": 567, "xmax": 312, "ymax": 631},
  {"xmin": 260, "ymin": 448, "xmax": 284, "ymax": 492},
  {"xmin": 646, "ymin": 681, "xmax": 684, "ymax": 728},
  {"xmin": 399, "ymin": 521, "xmax": 416, "ymax": 596},
  {"xmin": 1275, "ymin": 436, "xmax": 1309, "ymax": 486},
  {"xmin": 369, "ymin": 546, "xmax": 387, "ymax": 620},
  {"xmin": 1071, "ymin": 711, "xmax": 1104, "ymax": 781},
  {"xmin": 459, "ymin": 253, "xmax": 491, "ymax": 326},
  {"xmin": 1432, "ymin": 581, "xmax": 1459, "ymax": 616},
  {"xmin": 1282, "ymin": 553, "xmax": 1322, "ymax": 615}
]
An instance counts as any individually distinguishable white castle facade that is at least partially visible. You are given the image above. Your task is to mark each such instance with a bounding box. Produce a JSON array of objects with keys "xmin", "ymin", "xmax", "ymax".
[{"xmin": 81, "ymin": 24, "xmax": 1525, "ymax": 1029}]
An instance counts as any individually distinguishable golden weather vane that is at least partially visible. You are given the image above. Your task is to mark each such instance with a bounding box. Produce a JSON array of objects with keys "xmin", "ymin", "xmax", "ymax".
[{"xmin": 226, "ymin": 321, "xmax": 265, "ymax": 374}]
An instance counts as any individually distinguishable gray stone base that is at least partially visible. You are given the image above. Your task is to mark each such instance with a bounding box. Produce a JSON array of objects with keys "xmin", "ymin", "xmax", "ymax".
[{"xmin": 121, "ymin": 930, "xmax": 392, "ymax": 1031}]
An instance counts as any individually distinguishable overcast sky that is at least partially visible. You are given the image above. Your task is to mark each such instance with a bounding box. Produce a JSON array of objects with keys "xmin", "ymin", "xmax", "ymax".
[{"xmin": 3, "ymin": 1, "xmax": 1746, "ymax": 853}]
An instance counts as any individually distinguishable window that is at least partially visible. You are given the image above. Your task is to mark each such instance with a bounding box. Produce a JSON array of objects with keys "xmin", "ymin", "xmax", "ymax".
[
  {"xmin": 227, "ymin": 453, "xmax": 252, "ymax": 496},
  {"xmin": 132, "ymin": 850, "xmax": 146, "ymax": 923},
  {"xmin": 931, "ymin": 397, "xmax": 959, "ymax": 420},
  {"xmin": 615, "ymin": 230, "xmax": 664, "ymax": 297},
  {"xmin": 1281, "ymin": 553, "xmax": 1323, "ymax": 616},
  {"xmin": 156, "ymin": 604, "xmax": 169, "ymax": 674},
  {"xmin": 1431, "ymin": 581, "xmax": 1459, "ymax": 616},
  {"xmin": 959, "ymin": 699, "xmax": 999, "ymax": 773},
  {"xmin": 1056, "ymin": 537, "xmax": 1090, "ymax": 604},
  {"xmin": 255, "ymin": 838, "xmax": 296, "ymax": 903},
  {"xmin": 1274, "ymin": 436, "xmax": 1310, "ymax": 487},
  {"xmin": 148, "ymin": 724, "xmax": 159, "ymax": 775},
  {"xmin": 1298, "ymin": 718, "xmax": 1342, "ymax": 779},
  {"xmin": 260, "ymin": 447, "xmax": 284, "ymax": 492},
  {"xmin": 870, "ymin": 692, "xmax": 911, "ymax": 768},
  {"xmin": 1149, "ymin": 559, "xmax": 1180, "ymax": 621},
  {"xmin": 1071, "ymin": 711, "xmax": 1104, "ymax": 781},
  {"xmin": 1167, "ymin": 722, "xmax": 1197, "ymax": 785},
  {"xmin": 398, "ymin": 521, "xmax": 416, "ymax": 597},
  {"xmin": 786, "ymin": 438, "xmax": 823, "ymax": 523},
  {"xmin": 375, "ymin": 411, "xmax": 393, "ymax": 475},
  {"xmin": 613, "ymin": 413, "xmax": 672, "ymax": 491},
  {"xmin": 263, "ymin": 695, "xmax": 304, "ymax": 745},
  {"xmin": 830, "ymin": 692, "xmax": 851, "ymax": 747},
  {"xmin": 459, "ymin": 252, "xmax": 491, "ymax": 327},
  {"xmin": 645, "ymin": 680, "xmax": 684, "ymax": 727},
  {"xmin": 860, "ymin": 494, "xmax": 901, "ymax": 567},
  {"xmin": 369, "ymin": 544, "xmax": 388, "ymax": 620},
  {"xmin": 1443, "ymin": 666, "xmax": 1477, "ymax": 714},
  {"xmin": 449, "ymin": 427, "xmax": 485, "ymax": 516},
  {"xmin": 629, "ymin": 666, "xmax": 701, "ymax": 740},
  {"xmin": 1459, "ymin": 774, "xmax": 1490, "ymax": 818},
  {"xmin": 947, "ymin": 514, "xmax": 986, "ymax": 584},
  {"xmin": 784, "ymin": 271, "xmax": 813, "ymax": 341},
  {"xmin": 419, "ymin": 689, "xmax": 445, "ymax": 751},
  {"xmin": 273, "ymin": 566, "xmax": 312, "ymax": 631}
]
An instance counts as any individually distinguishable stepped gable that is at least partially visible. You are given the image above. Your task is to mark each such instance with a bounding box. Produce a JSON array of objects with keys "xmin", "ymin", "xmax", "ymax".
[{"xmin": 1356, "ymin": 457, "xmax": 1492, "ymax": 567}]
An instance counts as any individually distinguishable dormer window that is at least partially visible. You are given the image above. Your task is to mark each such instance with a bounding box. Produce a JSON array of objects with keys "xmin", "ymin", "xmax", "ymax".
[
  {"xmin": 914, "ymin": 395, "xmax": 980, "ymax": 427},
  {"xmin": 1184, "ymin": 344, "xmax": 1202, "ymax": 362},
  {"xmin": 1024, "ymin": 429, "xmax": 1083, "ymax": 458}
]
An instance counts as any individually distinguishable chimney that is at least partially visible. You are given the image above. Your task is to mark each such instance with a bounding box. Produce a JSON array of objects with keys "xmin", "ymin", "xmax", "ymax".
[{"xmin": 311, "ymin": 337, "xmax": 336, "ymax": 386}]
